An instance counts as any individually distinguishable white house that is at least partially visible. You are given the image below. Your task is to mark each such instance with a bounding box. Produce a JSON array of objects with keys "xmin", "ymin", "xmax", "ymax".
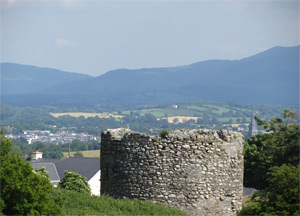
[{"xmin": 31, "ymin": 153, "xmax": 100, "ymax": 195}]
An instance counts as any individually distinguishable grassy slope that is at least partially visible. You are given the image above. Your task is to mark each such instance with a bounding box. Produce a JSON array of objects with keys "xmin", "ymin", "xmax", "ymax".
[
  {"xmin": 63, "ymin": 150, "xmax": 100, "ymax": 158},
  {"xmin": 123, "ymin": 103, "xmax": 253, "ymax": 119},
  {"xmin": 49, "ymin": 103, "xmax": 294, "ymax": 128},
  {"xmin": 51, "ymin": 188, "xmax": 186, "ymax": 216}
]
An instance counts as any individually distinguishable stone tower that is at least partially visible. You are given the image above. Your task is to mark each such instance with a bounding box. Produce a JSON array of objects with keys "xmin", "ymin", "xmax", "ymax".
[{"xmin": 101, "ymin": 128, "xmax": 244, "ymax": 216}]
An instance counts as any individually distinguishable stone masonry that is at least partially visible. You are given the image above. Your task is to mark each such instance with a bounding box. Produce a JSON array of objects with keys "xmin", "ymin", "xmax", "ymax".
[{"xmin": 101, "ymin": 128, "xmax": 244, "ymax": 216}]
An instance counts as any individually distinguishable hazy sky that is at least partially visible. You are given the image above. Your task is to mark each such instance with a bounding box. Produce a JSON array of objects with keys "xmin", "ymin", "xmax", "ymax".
[{"xmin": 1, "ymin": 0, "xmax": 299, "ymax": 76}]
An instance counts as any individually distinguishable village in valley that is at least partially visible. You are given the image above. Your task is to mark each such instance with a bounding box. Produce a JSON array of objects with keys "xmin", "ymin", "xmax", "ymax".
[{"xmin": 5, "ymin": 128, "xmax": 100, "ymax": 144}]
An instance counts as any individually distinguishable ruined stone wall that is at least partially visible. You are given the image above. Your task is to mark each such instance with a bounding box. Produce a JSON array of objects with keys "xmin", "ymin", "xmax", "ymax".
[{"xmin": 101, "ymin": 128, "xmax": 244, "ymax": 216}]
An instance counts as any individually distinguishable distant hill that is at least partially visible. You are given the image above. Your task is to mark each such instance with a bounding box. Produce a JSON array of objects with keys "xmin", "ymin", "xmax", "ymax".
[
  {"xmin": 1, "ymin": 63, "xmax": 92, "ymax": 95},
  {"xmin": 1, "ymin": 46, "xmax": 299, "ymax": 107}
]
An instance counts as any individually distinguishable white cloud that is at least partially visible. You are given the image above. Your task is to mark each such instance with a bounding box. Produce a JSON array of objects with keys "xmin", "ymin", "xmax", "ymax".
[{"xmin": 55, "ymin": 38, "xmax": 77, "ymax": 47}]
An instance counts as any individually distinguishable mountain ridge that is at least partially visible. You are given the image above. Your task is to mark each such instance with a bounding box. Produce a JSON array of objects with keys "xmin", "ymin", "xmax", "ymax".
[
  {"xmin": 1, "ymin": 62, "xmax": 92, "ymax": 96},
  {"xmin": 1, "ymin": 45, "xmax": 299, "ymax": 107}
]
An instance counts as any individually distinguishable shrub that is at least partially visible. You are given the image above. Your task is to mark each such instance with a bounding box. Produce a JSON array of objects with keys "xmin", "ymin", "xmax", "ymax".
[
  {"xmin": 58, "ymin": 171, "xmax": 91, "ymax": 194},
  {"xmin": 74, "ymin": 151, "xmax": 84, "ymax": 157},
  {"xmin": 160, "ymin": 130, "xmax": 169, "ymax": 138},
  {"xmin": 239, "ymin": 164, "xmax": 300, "ymax": 216}
]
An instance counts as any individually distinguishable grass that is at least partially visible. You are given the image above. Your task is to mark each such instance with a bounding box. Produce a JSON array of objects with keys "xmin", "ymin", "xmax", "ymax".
[
  {"xmin": 187, "ymin": 104, "xmax": 251, "ymax": 115},
  {"xmin": 51, "ymin": 188, "xmax": 186, "ymax": 215},
  {"xmin": 125, "ymin": 108, "xmax": 202, "ymax": 118},
  {"xmin": 51, "ymin": 112, "xmax": 124, "ymax": 119},
  {"xmin": 186, "ymin": 105, "xmax": 209, "ymax": 112},
  {"xmin": 63, "ymin": 150, "xmax": 100, "ymax": 158}
]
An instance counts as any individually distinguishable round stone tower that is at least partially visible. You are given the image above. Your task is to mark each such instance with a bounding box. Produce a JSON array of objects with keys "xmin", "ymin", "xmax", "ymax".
[{"xmin": 101, "ymin": 128, "xmax": 244, "ymax": 216}]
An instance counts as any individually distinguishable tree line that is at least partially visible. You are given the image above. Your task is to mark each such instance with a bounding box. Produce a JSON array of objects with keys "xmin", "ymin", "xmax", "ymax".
[{"xmin": 12, "ymin": 138, "xmax": 100, "ymax": 159}]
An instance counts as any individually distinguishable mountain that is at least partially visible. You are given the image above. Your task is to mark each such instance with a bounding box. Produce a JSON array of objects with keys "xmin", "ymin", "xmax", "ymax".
[
  {"xmin": 1, "ymin": 63, "xmax": 92, "ymax": 95},
  {"xmin": 1, "ymin": 46, "xmax": 299, "ymax": 107}
]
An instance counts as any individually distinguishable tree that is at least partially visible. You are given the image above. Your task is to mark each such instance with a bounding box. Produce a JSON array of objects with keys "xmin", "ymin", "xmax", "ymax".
[
  {"xmin": 71, "ymin": 139, "xmax": 87, "ymax": 151},
  {"xmin": 244, "ymin": 110, "xmax": 300, "ymax": 189},
  {"xmin": 34, "ymin": 167, "xmax": 50, "ymax": 179},
  {"xmin": 144, "ymin": 113, "xmax": 157, "ymax": 123},
  {"xmin": 239, "ymin": 164, "xmax": 299, "ymax": 216},
  {"xmin": 74, "ymin": 151, "xmax": 84, "ymax": 157},
  {"xmin": 241, "ymin": 110, "xmax": 300, "ymax": 215},
  {"xmin": 0, "ymin": 130, "xmax": 61, "ymax": 215},
  {"xmin": 58, "ymin": 171, "xmax": 91, "ymax": 194}
]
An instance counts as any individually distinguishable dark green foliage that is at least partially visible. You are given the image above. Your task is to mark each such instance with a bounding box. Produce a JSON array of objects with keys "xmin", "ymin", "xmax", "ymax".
[
  {"xmin": 71, "ymin": 139, "xmax": 87, "ymax": 151},
  {"xmin": 58, "ymin": 171, "xmax": 91, "ymax": 194},
  {"xmin": 1, "ymin": 103, "xmax": 123, "ymax": 136},
  {"xmin": 74, "ymin": 151, "xmax": 84, "ymax": 157},
  {"xmin": 244, "ymin": 110, "xmax": 300, "ymax": 189},
  {"xmin": 34, "ymin": 167, "xmax": 50, "ymax": 179},
  {"xmin": 241, "ymin": 110, "xmax": 300, "ymax": 215},
  {"xmin": 44, "ymin": 150, "xmax": 64, "ymax": 159},
  {"xmin": 239, "ymin": 164, "xmax": 300, "ymax": 216},
  {"xmin": 160, "ymin": 130, "xmax": 169, "ymax": 138},
  {"xmin": 51, "ymin": 188, "xmax": 186, "ymax": 215},
  {"xmin": 0, "ymin": 130, "xmax": 61, "ymax": 215},
  {"xmin": 243, "ymin": 134, "xmax": 274, "ymax": 189},
  {"xmin": 0, "ymin": 104, "xmax": 58, "ymax": 133}
]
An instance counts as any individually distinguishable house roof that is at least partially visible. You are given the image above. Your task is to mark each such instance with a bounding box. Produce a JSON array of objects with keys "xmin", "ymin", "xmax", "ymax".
[
  {"xmin": 31, "ymin": 162, "xmax": 60, "ymax": 182},
  {"xmin": 31, "ymin": 158, "xmax": 61, "ymax": 163},
  {"xmin": 31, "ymin": 157, "xmax": 100, "ymax": 182},
  {"xmin": 55, "ymin": 157, "xmax": 100, "ymax": 181}
]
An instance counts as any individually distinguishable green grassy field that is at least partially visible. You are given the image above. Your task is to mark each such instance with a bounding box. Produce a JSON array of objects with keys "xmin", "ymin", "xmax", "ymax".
[
  {"xmin": 123, "ymin": 107, "xmax": 202, "ymax": 118},
  {"xmin": 51, "ymin": 188, "xmax": 186, "ymax": 216},
  {"xmin": 186, "ymin": 105, "xmax": 209, "ymax": 112},
  {"xmin": 187, "ymin": 104, "xmax": 249, "ymax": 115},
  {"xmin": 122, "ymin": 103, "xmax": 253, "ymax": 117},
  {"xmin": 63, "ymin": 150, "xmax": 100, "ymax": 158}
]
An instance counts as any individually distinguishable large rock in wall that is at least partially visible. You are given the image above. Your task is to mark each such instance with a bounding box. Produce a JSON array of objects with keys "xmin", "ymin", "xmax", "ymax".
[{"xmin": 101, "ymin": 128, "xmax": 244, "ymax": 216}]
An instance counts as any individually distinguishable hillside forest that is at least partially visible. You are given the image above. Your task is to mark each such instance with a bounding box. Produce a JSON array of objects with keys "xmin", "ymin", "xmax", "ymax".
[{"xmin": 240, "ymin": 110, "xmax": 299, "ymax": 215}]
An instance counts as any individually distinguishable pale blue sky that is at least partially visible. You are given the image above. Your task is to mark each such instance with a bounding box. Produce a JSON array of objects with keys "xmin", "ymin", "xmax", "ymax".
[{"xmin": 1, "ymin": 0, "xmax": 299, "ymax": 76}]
